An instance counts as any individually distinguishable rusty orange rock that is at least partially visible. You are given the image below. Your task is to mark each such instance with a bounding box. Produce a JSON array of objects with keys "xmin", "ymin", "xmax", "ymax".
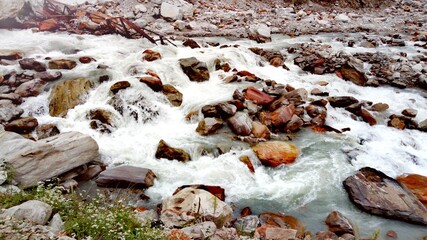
[
  {"xmin": 397, "ymin": 174, "xmax": 427, "ymax": 205},
  {"xmin": 252, "ymin": 141, "xmax": 299, "ymax": 167},
  {"xmin": 38, "ymin": 19, "xmax": 59, "ymax": 32}
]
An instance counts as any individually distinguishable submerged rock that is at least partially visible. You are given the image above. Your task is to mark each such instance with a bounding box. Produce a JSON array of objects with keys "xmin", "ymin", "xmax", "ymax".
[
  {"xmin": 328, "ymin": 96, "xmax": 359, "ymax": 108},
  {"xmin": 155, "ymin": 139, "xmax": 191, "ymax": 162},
  {"xmin": 95, "ymin": 165, "xmax": 156, "ymax": 189},
  {"xmin": 252, "ymin": 141, "xmax": 299, "ymax": 167},
  {"xmin": 179, "ymin": 57, "xmax": 210, "ymax": 82},
  {"xmin": 49, "ymin": 78, "xmax": 91, "ymax": 117},
  {"xmin": 343, "ymin": 167, "xmax": 427, "ymax": 225}
]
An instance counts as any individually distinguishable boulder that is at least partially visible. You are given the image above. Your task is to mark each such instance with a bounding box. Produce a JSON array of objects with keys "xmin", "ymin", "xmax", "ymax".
[
  {"xmin": 0, "ymin": 131, "xmax": 99, "ymax": 188},
  {"xmin": 155, "ymin": 139, "xmax": 191, "ymax": 162},
  {"xmin": 110, "ymin": 81, "xmax": 131, "ymax": 94},
  {"xmin": 0, "ymin": 200, "xmax": 52, "ymax": 225},
  {"xmin": 259, "ymin": 212, "xmax": 305, "ymax": 238},
  {"xmin": 244, "ymin": 86, "xmax": 274, "ymax": 105},
  {"xmin": 18, "ymin": 58, "xmax": 46, "ymax": 72},
  {"xmin": 48, "ymin": 59, "xmax": 77, "ymax": 70},
  {"xmin": 162, "ymin": 84, "xmax": 183, "ymax": 107},
  {"xmin": 252, "ymin": 141, "xmax": 299, "ymax": 167},
  {"xmin": 325, "ymin": 211, "xmax": 354, "ymax": 235},
  {"xmin": 343, "ymin": 167, "xmax": 427, "ymax": 225},
  {"xmin": 396, "ymin": 174, "xmax": 427, "ymax": 205},
  {"xmin": 140, "ymin": 76, "xmax": 163, "ymax": 92},
  {"xmin": 161, "ymin": 188, "xmax": 233, "ymax": 228},
  {"xmin": 0, "ymin": 100, "xmax": 23, "ymax": 122},
  {"xmin": 4, "ymin": 116, "xmax": 38, "ymax": 134},
  {"xmin": 160, "ymin": 2, "xmax": 182, "ymax": 21},
  {"xmin": 49, "ymin": 78, "xmax": 91, "ymax": 117},
  {"xmin": 271, "ymin": 105, "xmax": 296, "ymax": 127},
  {"xmin": 95, "ymin": 165, "xmax": 156, "ymax": 189},
  {"xmin": 179, "ymin": 57, "xmax": 210, "ymax": 82},
  {"xmin": 419, "ymin": 119, "xmax": 427, "ymax": 132},
  {"xmin": 328, "ymin": 96, "xmax": 359, "ymax": 108},
  {"xmin": 239, "ymin": 155, "xmax": 255, "ymax": 173},
  {"xmin": 196, "ymin": 118, "xmax": 223, "ymax": 135},
  {"xmin": 0, "ymin": 0, "xmax": 24, "ymax": 22},
  {"xmin": 142, "ymin": 50, "xmax": 161, "ymax": 62},
  {"xmin": 48, "ymin": 213, "xmax": 64, "ymax": 235},
  {"xmin": 173, "ymin": 185, "xmax": 226, "ymax": 201},
  {"xmin": 227, "ymin": 112, "xmax": 252, "ymax": 136},
  {"xmin": 14, "ymin": 79, "xmax": 47, "ymax": 97}
]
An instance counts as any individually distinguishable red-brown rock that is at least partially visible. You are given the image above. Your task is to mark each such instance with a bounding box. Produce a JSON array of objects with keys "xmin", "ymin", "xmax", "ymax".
[
  {"xmin": 140, "ymin": 76, "xmax": 163, "ymax": 92},
  {"xmin": 252, "ymin": 141, "xmax": 299, "ymax": 167},
  {"xmin": 325, "ymin": 211, "xmax": 354, "ymax": 235},
  {"xmin": 271, "ymin": 104, "xmax": 295, "ymax": 127},
  {"xmin": 38, "ymin": 18, "xmax": 59, "ymax": 31},
  {"xmin": 142, "ymin": 50, "xmax": 161, "ymax": 61},
  {"xmin": 397, "ymin": 174, "xmax": 427, "ymax": 205},
  {"xmin": 259, "ymin": 212, "xmax": 305, "ymax": 238},
  {"xmin": 244, "ymin": 86, "xmax": 274, "ymax": 105},
  {"xmin": 251, "ymin": 121, "xmax": 270, "ymax": 139},
  {"xmin": 239, "ymin": 155, "xmax": 255, "ymax": 173},
  {"xmin": 110, "ymin": 81, "xmax": 131, "ymax": 94},
  {"xmin": 19, "ymin": 58, "xmax": 46, "ymax": 72},
  {"xmin": 155, "ymin": 139, "xmax": 191, "ymax": 162},
  {"xmin": 360, "ymin": 108, "xmax": 377, "ymax": 126},
  {"xmin": 79, "ymin": 56, "xmax": 94, "ymax": 64},
  {"xmin": 227, "ymin": 112, "xmax": 252, "ymax": 136}
]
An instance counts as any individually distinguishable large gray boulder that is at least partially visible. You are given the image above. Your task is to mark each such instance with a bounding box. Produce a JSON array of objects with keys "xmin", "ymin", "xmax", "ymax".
[
  {"xmin": 343, "ymin": 167, "xmax": 427, "ymax": 226},
  {"xmin": 0, "ymin": 0, "xmax": 25, "ymax": 21},
  {"xmin": 0, "ymin": 130, "xmax": 99, "ymax": 188},
  {"xmin": 0, "ymin": 200, "xmax": 52, "ymax": 225}
]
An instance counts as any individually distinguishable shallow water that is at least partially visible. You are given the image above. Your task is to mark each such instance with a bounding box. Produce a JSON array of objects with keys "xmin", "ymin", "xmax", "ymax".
[{"xmin": 1, "ymin": 29, "xmax": 426, "ymax": 238}]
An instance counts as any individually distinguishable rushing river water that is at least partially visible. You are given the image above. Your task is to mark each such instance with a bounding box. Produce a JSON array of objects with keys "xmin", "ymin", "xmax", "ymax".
[{"xmin": 1, "ymin": 29, "xmax": 427, "ymax": 238}]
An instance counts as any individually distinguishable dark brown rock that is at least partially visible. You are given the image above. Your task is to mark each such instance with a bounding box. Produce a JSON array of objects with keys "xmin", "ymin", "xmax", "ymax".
[
  {"xmin": 79, "ymin": 56, "xmax": 94, "ymax": 64},
  {"xmin": 340, "ymin": 62, "xmax": 367, "ymax": 86},
  {"xmin": 162, "ymin": 84, "xmax": 183, "ymax": 107},
  {"xmin": 240, "ymin": 207, "xmax": 252, "ymax": 217},
  {"xmin": 360, "ymin": 108, "xmax": 377, "ymax": 126},
  {"xmin": 179, "ymin": 57, "xmax": 210, "ymax": 82},
  {"xmin": 343, "ymin": 167, "xmax": 427, "ymax": 226},
  {"xmin": 19, "ymin": 58, "xmax": 46, "ymax": 72},
  {"xmin": 196, "ymin": 118, "xmax": 223, "ymax": 135},
  {"xmin": 88, "ymin": 109, "xmax": 113, "ymax": 126},
  {"xmin": 110, "ymin": 81, "xmax": 131, "ymax": 94},
  {"xmin": 140, "ymin": 76, "xmax": 163, "ymax": 92},
  {"xmin": 202, "ymin": 104, "xmax": 219, "ymax": 118},
  {"xmin": 328, "ymin": 96, "xmax": 359, "ymax": 108},
  {"xmin": 227, "ymin": 112, "xmax": 252, "ymax": 136},
  {"xmin": 388, "ymin": 115, "xmax": 418, "ymax": 130},
  {"xmin": 306, "ymin": 104, "xmax": 327, "ymax": 118},
  {"xmin": 142, "ymin": 50, "xmax": 161, "ymax": 61},
  {"xmin": 244, "ymin": 86, "xmax": 274, "ymax": 105},
  {"xmin": 183, "ymin": 39, "xmax": 201, "ymax": 49},
  {"xmin": 155, "ymin": 139, "xmax": 191, "ymax": 162},
  {"xmin": 173, "ymin": 185, "xmax": 225, "ymax": 201},
  {"xmin": 5, "ymin": 116, "xmax": 38, "ymax": 134},
  {"xmin": 271, "ymin": 105, "xmax": 295, "ymax": 127},
  {"xmin": 386, "ymin": 230, "xmax": 397, "ymax": 238},
  {"xmin": 216, "ymin": 102, "xmax": 237, "ymax": 118},
  {"xmin": 48, "ymin": 59, "xmax": 77, "ymax": 70},
  {"xmin": 402, "ymin": 108, "xmax": 417, "ymax": 118},
  {"xmin": 282, "ymin": 88, "xmax": 308, "ymax": 106},
  {"xmin": 312, "ymin": 231, "xmax": 339, "ymax": 240},
  {"xmin": 95, "ymin": 166, "xmax": 156, "ymax": 189},
  {"xmin": 325, "ymin": 211, "xmax": 354, "ymax": 235}
]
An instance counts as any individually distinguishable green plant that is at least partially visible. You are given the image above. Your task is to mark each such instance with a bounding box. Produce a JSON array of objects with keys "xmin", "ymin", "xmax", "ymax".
[{"xmin": 370, "ymin": 229, "xmax": 381, "ymax": 240}]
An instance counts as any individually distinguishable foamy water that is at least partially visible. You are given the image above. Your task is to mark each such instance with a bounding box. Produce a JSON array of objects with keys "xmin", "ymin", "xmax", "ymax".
[{"xmin": 1, "ymin": 29, "xmax": 427, "ymax": 238}]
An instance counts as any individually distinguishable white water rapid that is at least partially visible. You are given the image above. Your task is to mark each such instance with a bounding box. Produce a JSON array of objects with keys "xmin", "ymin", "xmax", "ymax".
[{"xmin": 1, "ymin": 29, "xmax": 426, "ymax": 238}]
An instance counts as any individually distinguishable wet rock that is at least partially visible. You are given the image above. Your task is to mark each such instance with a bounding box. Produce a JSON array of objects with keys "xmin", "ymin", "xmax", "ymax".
[
  {"xmin": 174, "ymin": 185, "xmax": 225, "ymax": 201},
  {"xmin": 196, "ymin": 117, "xmax": 223, "ymax": 135},
  {"xmin": 88, "ymin": 109, "xmax": 114, "ymax": 127},
  {"xmin": 78, "ymin": 56, "xmax": 94, "ymax": 64},
  {"xmin": 95, "ymin": 166, "xmax": 156, "ymax": 189},
  {"xmin": 271, "ymin": 104, "xmax": 296, "ymax": 127},
  {"xmin": 0, "ymin": 100, "xmax": 23, "ymax": 122},
  {"xmin": 254, "ymin": 226, "xmax": 297, "ymax": 240},
  {"xmin": 48, "ymin": 59, "xmax": 77, "ymax": 70},
  {"xmin": 0, "ymin": 131, "xmax": 99, "ymax": 188},
  {"xmin": 311, "ymin": 88, "xmax": 329, "ymax": 96},
  {"xmin": 0, "ymin": 200, "xmax": 52, "ymax": 225},
  {"xmin": 251, "ymin": 121, "xmax": 270, "ymax": 139},
  {"xmin": 419, "ymin": 119, "xmax": 427, "ymax": 132},
  {"xmin": 240, "ymin": 207, "xmax": 252, "ymax": 218},
  {"xmin": 161, "ymin": 188, "xmax": 233, "ymax": 228},
  {"xmin": 328, "ymin": 96, "xmax": 359, "ymax": 108},
  {"xmin": 0, "ymin": 50, "xmax": 22, "ymax": 61},
  {"xmin": 35, "ymin": 71, "xmax": 62, "ymax": 82},
  {"xmin": 370, "ymin": 103, "xmax": 389, "ymax": 112},
  {"xmin": 234, "ymin": 215, "xmax": 259, "ymax": 235},
  {"xmin": 282, "ymin": 88, "xmax": 308, "ymax": 106},
  {"xmin": 227, "ymin": 112, "xmax": 252, "ymax": 136},
  {"xmin": 36, "ymin": 124, "xmax": 60, "ymax": 140},
  {"xmin": 312, "ymin": 231, "xmax": 339, "ymax": 240},
  {"xmin": 49, "ymin": 78, "xmax": 92, "ymax": 117},
  {"xmin": 179, "ymin": 57, "xmax": 210, "ymax": 82},
  {"xmin": 244, "ymin": 86, "xmax": 274, "ymax": 105},
  {"xmin": 325, "ymin": 211, "xmax": 354, "ymax": 235},
  {"xmin": 402, "ymin": 108, "xmax": 417, "ymax": 118},
  {"xmin": 181, "ymin": 221, "xmax": 216, "ymax": 239},
  {"xmin": 155, "ymin": 139, "xmax": 191, "ymax": 162},
  {"xmin": 343, "ymin": 167, "xmax": 427, "ymax": 225},
  {"xmin": 259, "ymin": 212, "xmax": 305, "ymax": 238},
  {"xmin": 397, "ymin": 174, "xmax": 427, "ymax": 205},
  {"xmin": 183, "ymin": 39, "xmax": 200, "ymax": 49},
  {"xmin": 216, "ymin": 102, "xmax": 237, "ymax": 118},
  {"xmin": 110, "ymin": 81, "xmax": 131, "ymax": 94},
  {"xmin": 5, "ymin": 116, "xmax": 38, "ymax": 134},
  {"xmin": 359, "ymin": 108, "xmax": 377, "ymax": 126},
  {"xmin": 14, "ymin": 79, "xmax": 46, "ymax": 97},
  {"xmin": 386, "ymin": 230, "xmax": 398, "ymax": 238},
  {"xmin": 140, "ymin": 76, "xmax": 163, "ymax": 92},
  {"xmin": 239, "ymin": 155, "xmax": 255, "ymax": 173},
  {"xmin": 142, "ymin": 50, "xmax": 161, "ymax": 61},
  {"xmin": 162, "ymin": 84, "xmax": 183, "ymax": 107},
  {"xmin": 253, "ymin": 141, "xmax": 299, "ymax": 167},
  {"xmin": 388, "ymin": 115, "xmax": 418, "ymax": 130},
  {"xmin": 285, "ymin": 114, "xmax": 304, "ymax": 132},
  {"xmin": 340, "ymin": 61, "xmax": 367, "ymax": 86},
  {"xmin": 202, "ymin": 104, "xmax": 219, "ymax": 118},
  {"xmin": 38, "ymin": 18, "xmax": 59, "ymax": 31},
  {"xmin": 18, "ymin": 58, "xmax": 46, "ymax": 72}
]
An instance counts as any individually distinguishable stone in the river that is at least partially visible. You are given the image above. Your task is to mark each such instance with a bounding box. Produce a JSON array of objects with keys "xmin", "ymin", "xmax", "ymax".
[
  {"xmin": 35, "ymin": 71, "xmax": 62, "ymax": 81},
  {"xmin": 370, "ymin": 103, "xmax": 389, "ymax": 112},
  {"xmin": 0, "ymin": 131, "xmax": 99, "ymax": 188},
  {"xmin": 142, "ymin": 50, "xmax": 161, "ymax": 61},
  {"xmin": 48, "ymin": 59, "xmax": 77, "ymax": 70},
  {"xmin": 419, "ymin": 119, "xmax": 427, "ymax": 132},
  {"xmin": 179, "ymin": 57, "xmax": 210, "ymax": 82},
  {"xmin": 340, "ymin": 60, "xmax": 367, "ymax": 86},
  {"xmin": 271, "ymin": 104, "xmax": 296, "ymax": 127},
  {"xmin": 388, "ymin": 115, "xmax": 418, "ymax": 130},
  {"xmin": 343, "ymin": 167, "xmax": 427, "ymax": 225},
  {"xmin": 110, "ymin": 81, "xmax": 131, "ymax": 94},
  {"xmin": 234, "ymin": 215, "xmax": 259, "ymax": 235},
  {"xmin": 155, "ymin": 139, "xmax": 191, "ymax": 162},
  {"xmin": 0, "ymin": 200, "xmax": 52, "ymax": 225},
  {"xmin": 14, "ymin": 79, "xmax": 46, "ymax": 97},
  {"xmin": 0, "ymin": 100, "xmax": 23, "ymax": 123},
  {"xmin": 88, "ymin": 109, "xmax": 113, "ymax": 126},
  {"xmin": 79, "ymin": 56, "xmax": 93, "ymax": 64},
  {"xmin": 239, "ymin": 155, "xmax": 255, "ymax": 173},
  {"xmin": 282, "ymin": 88, "xmax": 308, "ymax": 106},
  {"xmin": 5, "ymin": 116, "xmax": 38, "ymax": 134},
  {"xmin": 173, "ymin": 184, "xmax": 225, "ymax": 201},
  {"xmin": 328, "ymin": 96, "xmax": 359, "ymax": 108},
  {"xmin": 161, "ymin": 188, "xmax": 232, "ymax": 228},
  {"xmin": 359, "ymin": 108, "xmax": 377, "ymax": 126},
  {"xmin": 252, "ymin": 141, "xmax": 299, "ymax": 167},
  {"xmin": 285, "ymin": 114, "xmax": 304, "ymax": 132},
  {"xmin": 259, "ymin": 212, "xmax": 305, "ymax": 238},
  {"xmin": 38, "ymin": 18, "xmax": 59, "ymax": 31},
  {"xmin": 35, "ymin": 124, "xmax": 60, "ymax": 140},
  {"xmin": 140, "ymin": 76, "xmax": 163, "ymax": 92},
  {"xmin": 325, "ymin": 211, "xmax": 355, "ymax": 235},
  {"xmin": 95, "ymin": 166, "xmax": 156, "ymax": 189},
  {"xmin": 49, "ymin": 78, "xmax": 92, "ymax": 117},
  {"xmin": 0, "ymin": 50, "xmax": 22, "ymax": 60},
  {"xmin": 18, "ymin": 58, "xmax": 46, "ymax": 72},
  {"xmin": 255, "ymin": 225, "xmax": 297, "ymax": 240},
  {"xmin": 183, "ymin": 39, "xmax": 200, "ymax": 49},
  {"xmin": 311, "ymin": 88, "xmax": 329, "ymax": 96},
  {"xmin": 216, "ymin": 102, "xmax": 237, "ymax": 118},
  {"xmin": 227, "ymin": 112, "xmax": 252, "ymax": 136},
  {"xmin": 244, "ymin": 86, "xmax": 274, "ymax": 105},
  {"xmin": 162, "ymin": 84, "xmax": 183, "ymax": 107},
  {"xmin": 397, "ymin": 174, "xmax": 427, "ymax": 205},
  {"xmin": 402, "ymin": 108, "xmax": 417, "ymax": 118},
  {"xmin": 196, "ymin": 117, "xmax": 223, "ymax": 135},
  {"xmin": 251, "ymin": 121, "xmax": 270, "ymax": 139}
]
